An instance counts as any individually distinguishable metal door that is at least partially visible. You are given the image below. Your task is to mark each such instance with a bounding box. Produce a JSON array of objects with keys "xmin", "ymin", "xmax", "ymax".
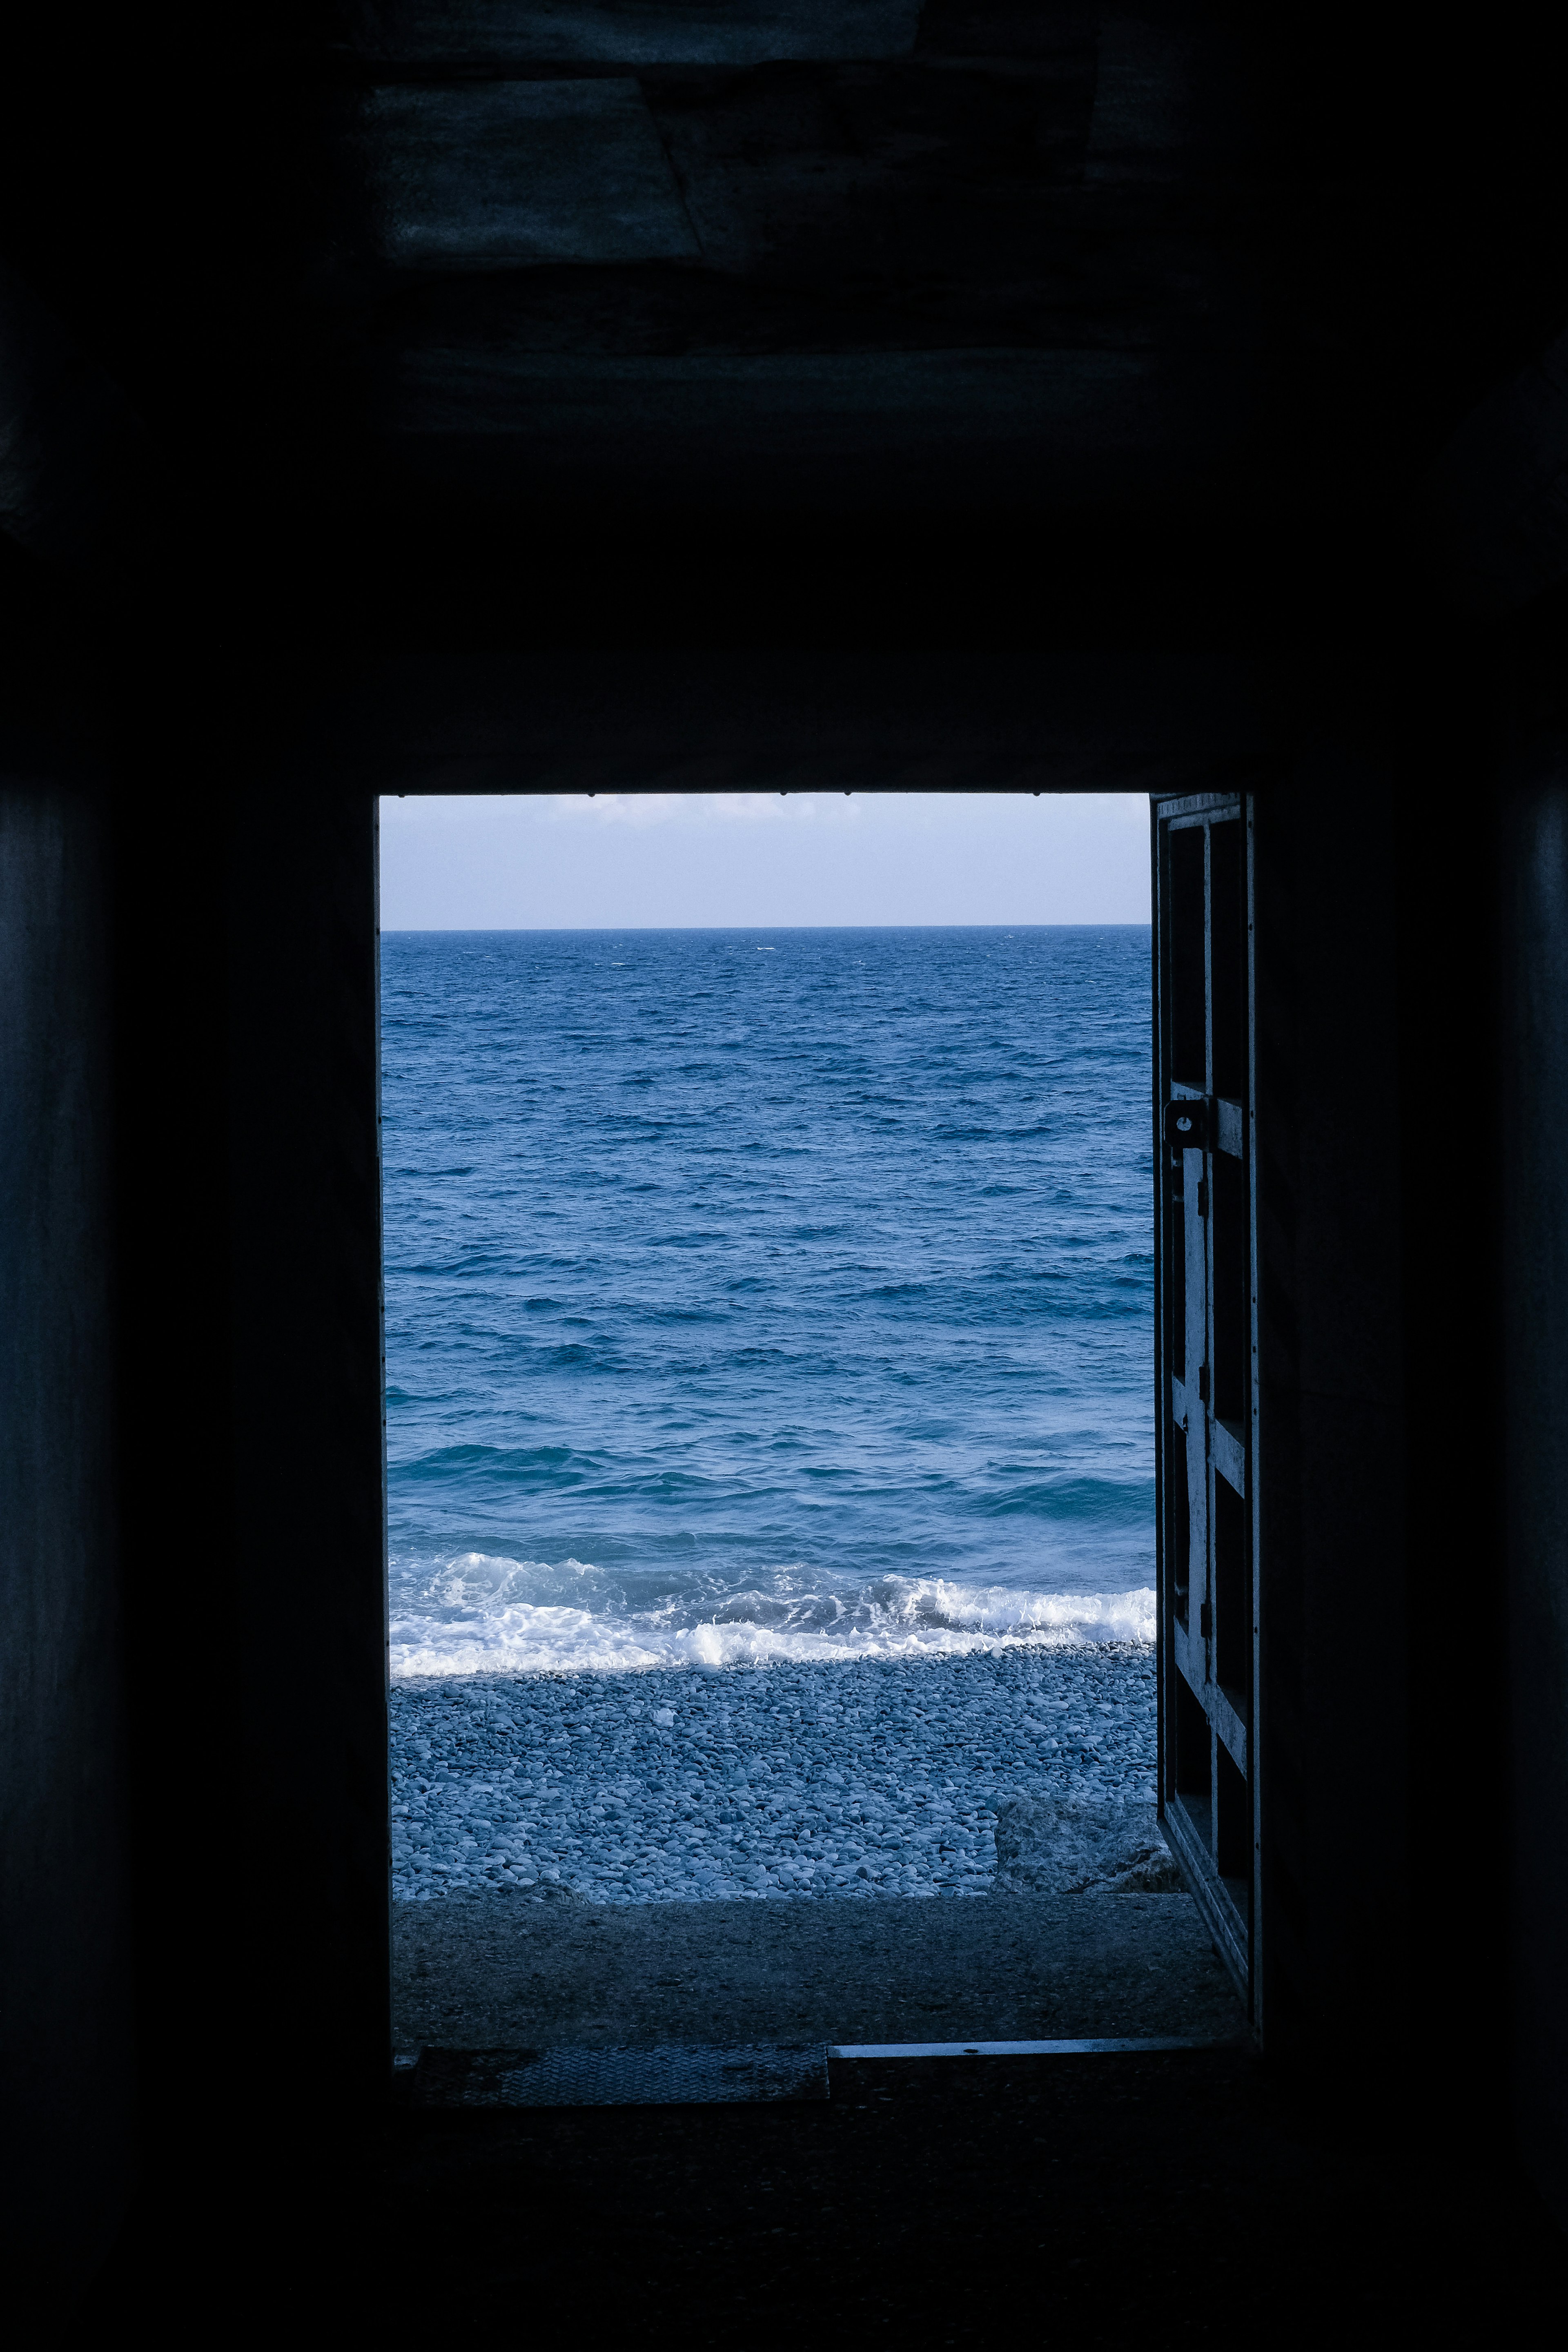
[{"xmin": 1154, "ymin": 792, "xmax": 1258, "ymax": 2022}]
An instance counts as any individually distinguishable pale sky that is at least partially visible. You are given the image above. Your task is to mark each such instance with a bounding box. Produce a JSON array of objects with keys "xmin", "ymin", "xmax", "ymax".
[{"xmin": 378, "ymin": 791, "xmax": 1151, "ymax": 928}]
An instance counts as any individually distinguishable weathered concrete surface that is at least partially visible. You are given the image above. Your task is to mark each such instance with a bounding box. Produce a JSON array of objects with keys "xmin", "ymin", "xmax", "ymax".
[
  {"xmin": 993, "ymin": 1797, "xmax": 1185, "ymax": 1895},
  {"xmin": 388, "ymin": 346, "xmax": 1249, "ymax": 517},
  {"xmin": 348, "ymin": 0, "xmax": 928, "ymax": 65},
  {"xmin": 356, "ymin": 81, "xmax": 701, "ymax": 266},
  {"xmin": 0, "ymin": 262, "xmax": 143, "ymax": 580},
  {"xmin": 1501, "ymin": 763, "xmax": 1568, "ymax": 2230},
  {"xmin": 393, "ymin": 1889, "xmax": 1245, "ymax": 2049},
  {"xmin": 0, "ymin": 778, "xmax": 131, "ymax": 2283}
]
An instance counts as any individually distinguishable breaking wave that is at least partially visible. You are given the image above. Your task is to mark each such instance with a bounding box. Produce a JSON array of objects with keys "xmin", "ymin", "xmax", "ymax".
[{"xmin": 388, "ymin": 1549, "xmax": 1154, "ymax": 1677}]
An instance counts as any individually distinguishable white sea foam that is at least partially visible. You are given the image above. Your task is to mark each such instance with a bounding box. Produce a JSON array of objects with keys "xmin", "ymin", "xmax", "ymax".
[{"xmin": 387, "ymin": 1551, "xmax": 1154, "ymax": 1678}]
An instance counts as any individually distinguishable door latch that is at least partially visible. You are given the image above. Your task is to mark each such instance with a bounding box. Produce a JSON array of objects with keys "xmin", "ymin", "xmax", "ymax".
[
  {"xmin": 1164, "ymin": 1100, "xmax": 1207, "ymax": 1151},
  {"xmin": 1197, "ymin": 1363, "xmax": 1209, "ymax": 1404}
]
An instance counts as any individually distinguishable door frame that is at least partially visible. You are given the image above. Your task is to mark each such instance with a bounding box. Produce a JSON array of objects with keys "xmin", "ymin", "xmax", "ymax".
[{"xmin": 1153, "ymin": 787, "xmax": 1260, "ymax": 2032}]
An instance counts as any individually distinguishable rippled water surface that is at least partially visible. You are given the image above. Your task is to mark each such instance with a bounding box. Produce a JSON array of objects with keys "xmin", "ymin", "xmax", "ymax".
[{"xmin": 381, "ymin": 926, "xmax": 1154, "ymax": 1674}]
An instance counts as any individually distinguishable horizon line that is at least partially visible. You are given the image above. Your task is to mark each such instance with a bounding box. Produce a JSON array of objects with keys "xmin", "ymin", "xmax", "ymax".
[{"xmin": 378, "ymin": 919, "xmax": 1152, "ymax": 934}]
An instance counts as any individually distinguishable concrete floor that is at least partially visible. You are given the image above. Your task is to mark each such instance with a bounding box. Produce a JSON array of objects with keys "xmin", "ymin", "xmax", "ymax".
[
  {"xmin": 392, "ymin": 1888, "xmax": 1245, "ymax": 2050},
  {"xmin": 74, "ymin": 2044, "xmax": 1566, "ymax": 2348}
]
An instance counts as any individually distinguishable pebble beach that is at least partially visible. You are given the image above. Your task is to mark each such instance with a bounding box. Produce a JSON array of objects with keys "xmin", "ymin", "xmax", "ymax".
[{"xmin": 390, "ymin": 1645, "xmax": 1157, "ymax": 1904}]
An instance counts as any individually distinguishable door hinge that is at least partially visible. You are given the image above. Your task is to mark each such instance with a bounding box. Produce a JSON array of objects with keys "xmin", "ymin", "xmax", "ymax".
[
  {"xmin": 1199, "ymin": 1601, "xmax": 1213, "ymax": 1638},
  {"xmin": 1197, "ymin": 1363, "xmax": 1209, "ymax": 1404}
]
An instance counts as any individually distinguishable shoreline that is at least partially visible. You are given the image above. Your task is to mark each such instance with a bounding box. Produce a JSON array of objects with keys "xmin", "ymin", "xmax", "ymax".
[{"xmin": 390, "ymin": 1643, "xmax": 1156, "ymax": 1906}]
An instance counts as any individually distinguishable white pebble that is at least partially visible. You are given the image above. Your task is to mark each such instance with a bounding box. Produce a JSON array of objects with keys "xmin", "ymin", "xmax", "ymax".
[{"xmin": 388, "ymin": 1647, "xmax": 1155, "ymax": 1906}]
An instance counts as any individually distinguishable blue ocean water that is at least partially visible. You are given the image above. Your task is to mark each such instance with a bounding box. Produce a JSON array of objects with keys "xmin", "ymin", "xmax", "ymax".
[{"xmin": 381, "ymin": 927, "xmax": 1154, "ymax": 1676}]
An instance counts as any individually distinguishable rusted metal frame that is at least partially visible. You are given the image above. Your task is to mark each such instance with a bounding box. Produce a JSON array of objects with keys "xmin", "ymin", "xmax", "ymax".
[
  {"xmin": 1202, "ymin": 798, "xmax": 1257, "ymax": 2008},
  {"xmin": 1162, "ymin": 1781, "xmax": 1249, "ymax": 1992},
  {"xmin": 1214, "ymin": 1096, "xmax": 1244, "ymax": 1155},
  {"xmin": 1153, "ymin": 805, "xmax": 1179, "ymax": 1972},
  {"xmin": 1154, "ymin": 790, "xmax": 1256, "ymax": 2017},
  {"xmin": 1212, "ymin": 1416, "xmax": 1245, "ymax": 1496},
  {"xmin": 1151, "ymin": 793, "xmax": 1167, "ymax": 1958},
  {"xmin": 1201, "ymin": 815, "xmax": 1224, "ymax": 1903},
  {"xmin": 1154, "ymin": 803, "xmax": 1183, "ymax": 1922},
  {"xmin": 1156, "ymin": 792, "xmax": 1239, "ymax": 824},
  {"xmin": 1243, "ymin": 795, "xmax": 1261, "ymax": 2043},
  {"xmin": 1207, "ymin": 1676, "xmax": 1247, "ymax": 1778},
  {"xmin": 1154, "ymin": 810, "xmax": 1185, "ymax": 1924}
]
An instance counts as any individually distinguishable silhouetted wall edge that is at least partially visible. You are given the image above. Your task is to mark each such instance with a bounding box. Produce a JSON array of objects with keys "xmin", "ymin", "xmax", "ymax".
[
  {"xmin": 1501, "ymin": 754, "xmax": 1568, "ymax": 2233},
  {"xmin": 0, "ymin": 775, "xmax": 134, "ymax": 2296}
]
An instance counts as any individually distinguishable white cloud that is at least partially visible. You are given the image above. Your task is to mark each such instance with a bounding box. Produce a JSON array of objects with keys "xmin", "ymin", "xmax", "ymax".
[
  {"xmin": 547, "ymin": 791, "xmax": 862, "ymax": 829},
  {"xmin": 547, "ymin": 792, "xmax": 684, "ymax": 827}
]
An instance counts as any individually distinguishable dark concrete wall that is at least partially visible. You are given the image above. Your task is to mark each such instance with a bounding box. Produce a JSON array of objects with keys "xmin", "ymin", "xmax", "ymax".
[
  {"xmin": 1252, "ymin": 760, "xmax": 1412, "ymax": 2067},
  {"xmin": 0, "ymin": 770, "xmax": 134, "ymax": 2283},
  {"xmin": 0, "ymin": 758, "xmax": 393, "ymax": 2314},
  {"xmin": 3, "ymin": 0, "xmax": 1567, "ymax": 2303},
  {"xmin": 223, "ymin": 786, "xmax": 389, "ymax": 2081},
  {"xmin": 307, "ymin": 646, "xmax": 1270, "ymax": 798},
  {"xmin": 99, "ymin": 771, "xmax": 389, "ymax": 2116},
  {"xmin": 1244, "ymin": 638, "xmax": 1505, "ymax": 2114},
  {"xmin": 3, "ymin": 635, "xmax": 1566, "ymax": 2295},
  {"xmin": 1500, "ymin": 751, "xmax": 1568, "ymax": 2229}
]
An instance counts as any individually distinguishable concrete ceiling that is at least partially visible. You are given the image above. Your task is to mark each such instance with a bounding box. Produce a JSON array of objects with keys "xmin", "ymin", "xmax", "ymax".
[
  {"xmin": 4, "ymin": 4, "xmax": 1568, "ymax": 662},
  {"xmin": 301, "ymin": 644, "xmax": 1272, "ymax": 793},
  {"xmin": 312, "ymin": 1, "xmax": 1264, "ymax": 524}
]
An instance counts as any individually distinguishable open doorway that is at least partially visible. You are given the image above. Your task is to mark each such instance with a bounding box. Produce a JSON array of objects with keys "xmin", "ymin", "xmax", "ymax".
[{"xmin": 378, "ymin": 792, "xmax": 1244, "ymax": 2070}]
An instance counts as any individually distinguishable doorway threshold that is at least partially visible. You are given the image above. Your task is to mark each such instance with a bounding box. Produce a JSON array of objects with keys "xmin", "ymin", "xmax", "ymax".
[
  {"xmin": 408, "ymin": 2042, "xmax": 831, "ymax": 2106},
  {"xmin": 400, "ymin": 2033, "xmax": 1243, "ymax": 2107},
  {"xmin": 831, "ymin": 2036, "xmax": 1232, "ymax": 2057},
  {"xmin": 394, "ymin": 1885, "xmax": 1245, "ymax": 2054}
]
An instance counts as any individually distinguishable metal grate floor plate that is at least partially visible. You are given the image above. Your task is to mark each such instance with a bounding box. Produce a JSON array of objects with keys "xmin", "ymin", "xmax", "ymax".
[
  {"xmin": 830, "ymin": 2036, "xmax": 1227, "ymax": 2058},
  {"xmin": 411, "ymin": 2042, "xmax": 831, "ymax": 2108}
]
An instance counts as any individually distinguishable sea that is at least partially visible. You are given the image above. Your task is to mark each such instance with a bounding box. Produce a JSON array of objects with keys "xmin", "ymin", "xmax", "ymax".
[{"xmin": 381, "ymin": 926, "xmax": 1154, "ymax": 1680}]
